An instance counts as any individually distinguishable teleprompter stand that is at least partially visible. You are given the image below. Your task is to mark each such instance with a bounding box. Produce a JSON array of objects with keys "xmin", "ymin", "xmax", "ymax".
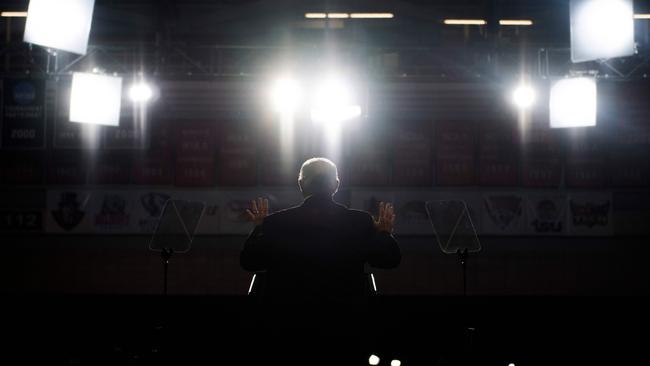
[
  {"xmin": 426, "ymin": 200, "xmax": 481, "ymax": 365},
  {"xmin": 148, "ymin": 199, "xmax": 205, "ymax": 295}
]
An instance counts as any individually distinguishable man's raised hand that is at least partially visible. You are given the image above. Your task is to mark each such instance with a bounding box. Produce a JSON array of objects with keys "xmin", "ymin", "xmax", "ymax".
[
  {"xmin": 246, "ymin": 197, "xmax": 269, "ymax": 226},
  {"xmin": 374, "ymin": 202, "xmax": 396, "ymax": 233}
]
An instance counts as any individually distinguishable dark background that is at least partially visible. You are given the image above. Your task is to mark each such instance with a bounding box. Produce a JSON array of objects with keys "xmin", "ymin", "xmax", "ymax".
[{"xmin": 1, "ymin": 1, "xmax": 650, "ymax": 365}]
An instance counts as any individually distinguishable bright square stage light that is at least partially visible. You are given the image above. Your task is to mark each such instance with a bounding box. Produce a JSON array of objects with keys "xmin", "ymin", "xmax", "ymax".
[
  {"xmin": 24, "ymin": 0, "xmax": 95, "ymax": 55},
  {"xmin": 550, "ymin": 77, "xmax": 597, "ymax": 128},
  {"xmin": 69, "ymin": 72, "xmax": 122, "ymax": 126},
  {"xmin": 570, "ymin": 0, "xmax": 635, "ymax": 63}
]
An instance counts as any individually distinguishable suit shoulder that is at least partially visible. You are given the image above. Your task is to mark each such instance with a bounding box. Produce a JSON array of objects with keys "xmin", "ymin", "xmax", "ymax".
[
  {"xmin": 346, "ymin": 208, "xmax": 374, "ymax": 223},
  {"xmin": 263, "ymin": 205, "xmax": 301, "ymax": 223}
]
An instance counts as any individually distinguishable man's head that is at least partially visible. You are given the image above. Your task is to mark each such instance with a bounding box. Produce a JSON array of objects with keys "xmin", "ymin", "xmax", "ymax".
[{"xmin": 298, "ymin": 157, "xmax": 340, "ymax": 198}]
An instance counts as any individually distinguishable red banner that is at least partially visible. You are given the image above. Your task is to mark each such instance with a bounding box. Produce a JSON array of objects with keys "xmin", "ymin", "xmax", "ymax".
[
  {"xmin": 608, "ymin": 124, "xmax": 650, "ymax": 187},
  {"xmin": 47, "ymin": 151, "xmax": 88, "ymax": 185},
  {"xmin": 478, "ymin": 122, "xmax": 519, "ymax": 186},
  {"xmin": 392, "ymin": 122, "xmax": 432, "ymax": 186},
  {"xmin": 565, "ymin": 130, "xmax": 605, "ymax": 188},
  {"xmin": 89, "ymin": 152, "xmax": 132, "ymax": 184},
  {"xmin": 435, "ymin": 121, "xmax": 475, "ymax": 186},
  {"xmin": 217, "ymin": 122, "xmax": 257, "ymax": 186},
  {"xmin": 175, "ymin": 157, "xmax": 215, "ymax": 186},
  {"xmin": 521, "ymin": 124, "xmax": 562, "ymax": 187},
  {"xmin": 0, "ymin": 151, "xmax": 45, "ymax": 185},
  {"xmin": 132, "ymin": 151, "xmax": 173, "ymax": 185},
  {"xmin": 347, "ymin": 124, "xmax": 390, "ymax": 186},
  {"xmin": 174, "ymin": 121, "xmax": 217, "ymax": 186}
]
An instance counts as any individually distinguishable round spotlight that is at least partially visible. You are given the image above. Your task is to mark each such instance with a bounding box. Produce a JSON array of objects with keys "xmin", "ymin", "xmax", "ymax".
[
  {"xmin": 512, "ymin": 85, "xmax": 536, "ymax": 109},
  {"xmin": 368, "ymin": 354, "xmax": 380, "ymax": 365},
  {"xmin": 508, "ymin": 363, "xmax": 515, "ymax": 366},
  {"xmin": 310, "ymin": 76, "xmax": 361, "ymax": 123},
  {"xmin": 391, "ymin": 359, "xmax": 402, "ymax": 366},
  {"xmin": 271, "ymin": 78, "xmax": 300, "ymax": 114},
  {"xmin": 129, "ymin": 83, "xmax": 153, "ymax": 103}
]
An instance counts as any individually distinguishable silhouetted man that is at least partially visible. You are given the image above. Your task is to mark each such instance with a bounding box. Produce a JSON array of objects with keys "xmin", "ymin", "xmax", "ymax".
[
  {"xmin": 240, "ymin": 157, "xmax": 400, "ymax": 364},
  {"xmin": 241, "ymin": 157, "xmax": 400, "ymax": 308}
]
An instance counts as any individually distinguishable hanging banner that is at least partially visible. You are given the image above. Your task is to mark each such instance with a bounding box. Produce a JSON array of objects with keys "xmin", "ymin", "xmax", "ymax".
[
  {"xmin": 216, "ymin": 122, "xmax": 257, "ymax": 186},
  {"xmin": 47, "ymin": 150, "xmax": 88, "ymax": 185},
  {"xmin": 0, "ymin": 151, "xmax": 45, "ymax": 185},
  {"xmin": 565, "ymin": 130, "xmax": 606, "ymax": 188},
  {"xmin": 102, "ymin": 106, "xmax": 149, "ymax": 150},
  {"xmin": 481, "ymin": 193, "xmax": 525, "ymax": 235},
  {"xmin": 608, "ymin": 124, "xmax": 650, "ymax": 187},
  {"xmin": 567, "ymin": 193, "xmax": 613, "ymax": 236},
  {"xmin": 89, "ymin": 151, "xmax": 133, "ymax": 184},
  {"xmin": 392, "ymin": 122, "xmax": 432, "ymax": 186},
  {"xmin": 478, "ymin": 122, "xmax": 519, "ymax": 186},
  {"xmin": 521, "ymin": 124, "xmax": 562, "ymax": 187},
  {"xmin": 435, "ymin": 121, "xmax": 475, "ymax": 186},
  {"xmin": 132, "ymin": 151, "xmax": 173, "ymax": 185},
  {"xmin": 174, "ymin": 121, "xmax": 216, "ymax": 186},
  {"xmin": 525, "ymin": 193, "xmax": 567, "ymax": 235},
  {"xmin": 1, "ymin": 78, "xmax": 46, "ymax": 149},
  {"xmin": 347, "ymin": 124, "xmax": 390, "ymax": 186}
]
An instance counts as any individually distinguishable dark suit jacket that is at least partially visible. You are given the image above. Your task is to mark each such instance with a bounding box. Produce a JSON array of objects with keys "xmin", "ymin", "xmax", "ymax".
[{"xmin": 240, "ymin": 194, "xmax": 401, "ymax": 306}]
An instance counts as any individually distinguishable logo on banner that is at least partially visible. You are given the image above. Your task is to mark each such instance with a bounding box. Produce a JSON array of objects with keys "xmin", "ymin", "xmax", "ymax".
[
  {"xmin": 138, "ymin": 193, "xmax": 170, "ymax": 232},
  {"xmin": 13, "ymin": 82, "xmax": 36, "ymax": 105},
  {"xmin": 95, "ymin": 195, "xmax": 130, "ymax": 229},
  {"xmin": 531, "ymin": 199, "xmax": 564, "ymax": 233},
  {"xmin": 51, "ymin": 192, "xmax": 85, "ymax": 231},
  {"xmin": 484, "ymin": 195, "xmax": 523, "ymax": 230},
  {"xmin": 140, "ymin": 193, "xmax": 170, "ymax": 217},
  {"xmin": 570, "ymin": 201, "xmax": 610, "ymax": 228}
]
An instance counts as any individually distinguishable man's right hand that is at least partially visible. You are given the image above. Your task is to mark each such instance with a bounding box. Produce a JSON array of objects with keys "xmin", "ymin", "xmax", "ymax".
[
  {"xmin": 246, "ymin": 197, "xmax": 269, "ymax": 226},
  {"xmin": 374, "ymin": 202, "xmax": 396, "ymax": 233}
]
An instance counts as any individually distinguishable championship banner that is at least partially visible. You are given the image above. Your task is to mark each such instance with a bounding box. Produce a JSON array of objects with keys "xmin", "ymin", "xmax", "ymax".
[
  {"xmin": 47, "ymin": 150, "xmax": 88, "ymax": 185},
  {"xmin": 216, "ymin": 122, "xmax": 257, "ymax": 186},
  {"xmin": 567, "ymin": 192, "xmax": 613, "ymax": 236},
  {"xmin": 392, "ymin": 122, "xmax": 432, "ymax": 186},
  {"xmin": 53, "ymin": 81, "xmax": 101, "ymax": 149},
  {"xmin": 257, "ymin": 120, "xmax": 307, "ymax": 186},
  {"xmin": 0, "ymin": 189, "xmax": 45, "ymax": 233},
  {"xmin": 525, "ymin": 193, "xmax": 567, "ymax": 235},
  {"xmin": 521, "ymin": 124, "xmax": 562, "ymax": 187},
  {"xmin": 481, "ymin": 193, "xmax": 525, "ymax": 235},
  {"xmin": 175, "ymin": 157, "xmax": 215, "ymax": 186},
  {"xmin": 608, "ymin": 124, "xmax": 650, "ymax": 187},
  {"xmin": 174, "ymin": 121, "xmax": 217, "ymax": 186},
  {"xmin": 220, "ymin": 189, "xmax": 302, "ymax": 234},
  {"xmin": 132, "ymin": 151, "xmax": 173, "ymax": 185},
  {"xmin": 1, "ymin": 78, "xmax": 46, "ymax": 149},
  {"xmin": 435, "ymin": 121, "xmax": 476, "ymax": 186},
  {"xmin": 0, "ymin": 151, "xmax": 45, "ymax": 185},
  {"xmin": 347, "ymin": 124, "xmax": 390, "ymax": 186},
  {"xmin": 478, "ymin": 122, "xmax": 519, "ymax": 186},
  {"xmin": 89, "ymin": 151, "xmax": 132, "ymax": 185},
  {"xmin": 613, "ymin": 191, "xmax": 650, "ymax": 235},
  {"xmin": 101, "ymin": 106, "xmax": 149, "ymax": 150},
  {"xmin": 565, "ymin": 130, "xmax": 606, "ymax": 188}
]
